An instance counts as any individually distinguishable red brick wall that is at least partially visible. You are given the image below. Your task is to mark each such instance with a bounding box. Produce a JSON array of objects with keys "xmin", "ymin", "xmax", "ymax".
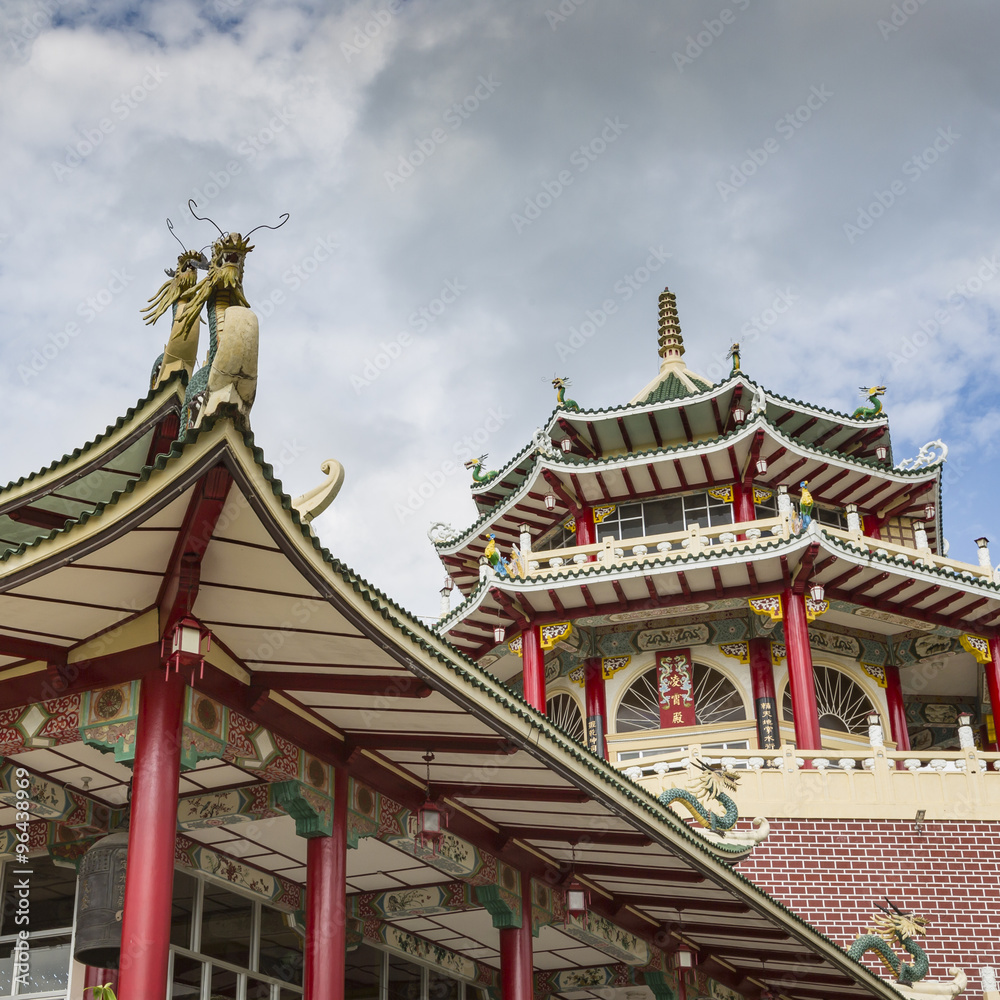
[{"xmin": 733, "ymin": 818, "xmax": 1000, "ymax": 996}]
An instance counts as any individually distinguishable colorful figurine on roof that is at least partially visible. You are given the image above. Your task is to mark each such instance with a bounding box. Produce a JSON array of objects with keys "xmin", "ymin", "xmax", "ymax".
[
  {"xmin": 551, "ymin": 376, "xmax": 580, "ymax": 412},
  {"xmin": 464, "ymin": 454, "xmax": 498, "ymax": 484},
  {"xmin": 848, "ymin": 902, "xmax": 930, "ymax": 986},
  {"xmin": 852, "ymin": 384, "xmax": 887, "ymax": 419},
  {"xmin": 726, "ymin": 341, "xmax": 741, "ymax": 375},
  {"xmin": 798, "ymin": 480, "xmax": 814, "ymax": 527},
  {"xmin": 483, "ymin": 532, "xmax": 517, "ymax": 579}
]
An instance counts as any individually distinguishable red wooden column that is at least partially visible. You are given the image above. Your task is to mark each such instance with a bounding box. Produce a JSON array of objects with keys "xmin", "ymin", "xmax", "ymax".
[
  {"xmin": 303, "ymin": 767, "xmax": 348, "ymax": 1000},
  {"xmin": 884, "ymin": 663, "xmax": 910, "ymax": 752},
  {"xmin": 522, "ymin": 624, "xmax": 546, "ymax": 712},
  {"xmin": 732, "ymin": 482, "xmax": 756, "ymax": 526},
  {"xmin": 575, "ymin": 506, "xmax": 596, "ymax": 546},
  {"xmin": 748, "ymin": 638, "xmax": 778, "ymax": 750},
  {"xmin": 782, "ymin": 589, "xmax": 822, "ymax": 751},
  {"xmin": 117, "ymin": 672, "xmax": 186, "ymax": 1000},
  {"xmin": 862, "ymin": 515, "xmax": 882, "ymax": 540},
  {"xmin": 584, "ymin": 658, "xmax": 608, "ymax": 759},
  {"xmin": 498, "ymin": 877, "xmax": 533, "ymax": 1000},
  {"xmin": 986, "ymin": 637, "xmax": 1000, "ymax": 752}
]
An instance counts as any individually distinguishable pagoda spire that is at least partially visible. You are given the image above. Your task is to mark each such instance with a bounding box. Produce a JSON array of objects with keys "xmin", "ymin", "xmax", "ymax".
[{"xmin": 630, "ymin": 286, "xmax": 713, "ymax": 404}]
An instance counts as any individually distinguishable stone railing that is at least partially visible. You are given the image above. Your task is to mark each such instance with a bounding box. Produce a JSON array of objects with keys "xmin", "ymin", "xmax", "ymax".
[
  {"xmin": 613, "ymin": 742, "xmax": 1000, "ymax": 821},
  {"xmin": 525, "ymin": 515, "xmax": 790, "ymax": 578}
]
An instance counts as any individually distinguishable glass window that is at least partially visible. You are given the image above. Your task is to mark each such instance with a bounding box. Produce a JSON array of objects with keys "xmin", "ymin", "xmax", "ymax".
[
  {"xmin": 594, "ymin": 493, "xmax": 734, "ymax": 542},
  {"xmin": 259, "ymin": 907, "xmax": 303, "ymax": 987},
  {"xmin": 428, "ymin": 970, "xmax": 461, "ymax": 1000},
  {"xmin": 171, "ymin": 953, "xmax": 203, "ymax": 998},
  {"xmin": 171, "ymin": 870, "xmax": 198, "ymax": 950},
  {"xmin": 246, "ymin": 977, "xmax": 273, "ymax": 999},
  {"xmin": 2, "ymin": 855, "xmax": 76, "ymax": 936},
  {"xmin": 536, "ymin": 520, "xmax": 576, "ymax": 551},
  {"xmin": 345, "ymin": 943, "xmax": 383, "ymax": 1000},
  {"xmin": 200, "ymin": 882, "xmax": 254, "ymax": 969},
  {"xmin": 386, "ymin": 955, "xmax": 422, "ymax": 1000},
  {"xmin": 643, "ymin": 497, "xmax": 684, "ymax": 535},
  {"xmin": 814, "ymin": 506, "xmax": 847, "ymax": 529},
  {"xmin": 1, "ymin": 934, "xmax": 71, "ymax": 995},
  {"xmin": 208, "ymin": 964, "xmax": 240, "ymax": 999}
]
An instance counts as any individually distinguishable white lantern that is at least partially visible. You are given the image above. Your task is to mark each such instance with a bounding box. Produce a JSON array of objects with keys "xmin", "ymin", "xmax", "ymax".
[
  {"xmin": 876, "ymin": 445, "xmax": 888, "ymax": 461},
  {"xmin": 732, "ymin": 405, "xmax": 746, "ymax": 423},
  {"xmin": 755, "ymin": 457, "xmax": 768, "ymax": 475},
  {"xmin": 560, "ymin": 438, "xmax": 573, "ymax": 453},
  {"xmin": 809, "ymin": 582, "xmax": 825, "ymax": 602},
  {"xmin": 545, "ymin": 494, "xmax": 557, "ymax": 511},
  {"xmin": 494, "ymin": 625, "xmax": 506, "ymax": 643}
]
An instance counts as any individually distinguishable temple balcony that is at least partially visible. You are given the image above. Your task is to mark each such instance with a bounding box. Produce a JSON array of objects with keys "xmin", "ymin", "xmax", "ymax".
[{"xmin": 610, "ymin": 740, "xmax": 1000, "ymax": 822}]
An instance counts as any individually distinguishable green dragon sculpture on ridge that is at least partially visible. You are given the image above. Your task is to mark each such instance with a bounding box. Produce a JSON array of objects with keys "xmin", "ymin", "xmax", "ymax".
[
  {"xmin": 552, "ymin": 376, "xmax": 581, "ymax": 412},
  {"xmin": 464, "ymin": 454, "xmax": 498, "ymax": 484},
  {"xmin": 851, "ymin": 385, "xmax": 887, "ymax": 419},
  {"xmin": 847, "ymin": 901, "xmax": 930, "ymax": 986},
  {"xmin": 657, "ymin": 761, "xmax": 740, "ymax": 832}
]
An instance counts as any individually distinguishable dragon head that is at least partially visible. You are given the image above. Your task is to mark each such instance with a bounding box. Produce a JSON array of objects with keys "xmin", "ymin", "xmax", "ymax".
[
  {"xmin": 552, "ymin": 376, "xmax": 571, "ymax": 390},
  {"xmin": 860, "ymin": 385, "xmax": 887, "ymax": 399},
  {"xmin": 206, "ymin": 231, "xmax": 254, "ymax": 295},
  {"xmin": 870, "ymin": 901, "xmax": 928, "ymax": 943},
  {"xmin": 689, "ymin": 760, "xmax": 741, "ymax": 801},
  {"xmin": 464, "ymin": 455, "xmax": 486, "ymax": 470}
]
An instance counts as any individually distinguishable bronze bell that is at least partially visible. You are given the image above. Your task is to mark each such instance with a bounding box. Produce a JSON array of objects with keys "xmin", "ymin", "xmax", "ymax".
[{"xmin": 73, "ymin": 830, "xmax": 129, "ymax": 968}]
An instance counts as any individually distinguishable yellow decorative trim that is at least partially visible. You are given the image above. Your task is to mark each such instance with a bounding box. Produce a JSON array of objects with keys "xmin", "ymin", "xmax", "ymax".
[
  {"xmin": 770, "ymin": 642, "xmax": 786, "ymax": 665},
  {"xmin": 708, "ymin": 486, "xmax": 734, "ymax": 503},
  {"xmin": 602, "ymin": 655, "xmax": 631, "ymax": 679},
  {"xmin": 719, "ymin": 642, "xmax": 749, "ymax": 664},
  {"xmin": 959, "ymin": 633, "xmax": 991, "ymax": 664},
  {"xmin": 861, "ymin": 663, "xmax": 888, "ymax": 689},
  {"xmin": 566, "ymin": 518, "xmax": 576, "ymax": 533},
  {"xmin": 748, "ymin": 595, "xmax": 783, "ymax": 623},
  {"xmin": 508, "ymin": 635, "xmax": 523, "ymax": 658},
  {"xmin": 540, "ymin": 622, "xmax": 572, "ymax": 650},
  {"xmin": 804, "ymin": 598, "xmax": 829, "ymax": 623},
  {"xmin": 752, "ymin": 486, "xmax": 773, "ymax": 504},
  {"xmin": 568, "ymin": 665, "xmax": 585, "ymax": 687},
  {"xmin": 593, "ymin": 505, "xmax": 617, "ymax": 524}
]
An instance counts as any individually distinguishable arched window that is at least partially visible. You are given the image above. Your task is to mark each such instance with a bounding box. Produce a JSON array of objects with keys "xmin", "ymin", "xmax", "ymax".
[
  {"xmin": 546, "ymin": 692, "xmax": 585, "ymax": 743},
  {"xmin": 781, "ymin": 665, "xmax": 876, "ymax": 734},
  {"xmin": 615, "ymin": 663, "xmax": 747, "ymax": 732}
]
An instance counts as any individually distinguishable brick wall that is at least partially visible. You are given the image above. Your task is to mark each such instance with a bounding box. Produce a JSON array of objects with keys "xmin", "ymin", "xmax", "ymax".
[{"xmin": 733, "ymin": 817, "xmax": 1000, "ymax": 996}]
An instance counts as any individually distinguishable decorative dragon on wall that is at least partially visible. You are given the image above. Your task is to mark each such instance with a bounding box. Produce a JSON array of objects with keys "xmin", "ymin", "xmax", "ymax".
[
  {"xmin": 552, "ymin": 376, "xmax": 581, "ymax": 412},
  {"xmin": 658, "ymin": 761, "xmax": 740, "ymax": 832},
  {"xmin": 851, "ymin": 385, "xmax": 887, "ymax": 419},
  {"xmin": 848, "ymin": 902, "xmax": 930, "ymax": 986}
]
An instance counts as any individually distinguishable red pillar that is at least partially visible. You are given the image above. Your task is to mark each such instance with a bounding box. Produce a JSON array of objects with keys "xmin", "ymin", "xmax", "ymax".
[
  {"xmin": 498, "ymin": 877, "xmax": 533, "ymax": 1000},
  {"xmin": 733, "ymin": 481, "xmax": 755, "ymax": 526},
  {"xmin": 303, "ymin": 767, "xmax": 348, "ymax": 1000},
  {"xmin": 782, "ymin": 589, "xmax": 822, "ymax": 751},
  {"xmin": 575, "ymin": 506, "xmax": 596, "ymax": 546},
  {"xmin": 884, "ymin": 663, "xmax": 910, "ymax": 752},
  {"xmin": 117, "ymin": 672, "xmax": 185, "ymax": 1000},
  {"xmin": 748, "ymin": 638, "xmax": 778, "ymax": 749},
  {"xmin": 522, "ymin": 625, "xmax": 546, "ymax": 712},
  {"xmin": 863, "ymin": 515, "xmax": 882, "ymax": 540},
  {"xmin": 986, "ymin": 637, "xmax": 1000, "ymax": 752},
  {"xmin": 584, "ymin": 658, "xmax": 608, "ymax": 759}
]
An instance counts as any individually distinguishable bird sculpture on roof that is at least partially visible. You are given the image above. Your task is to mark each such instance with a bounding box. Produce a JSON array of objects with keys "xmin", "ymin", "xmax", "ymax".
[
  {"xmin": 852, "ymin": 385, "xmax": 887, "ymax": 419},
  {"xmin": 483, "ymin": 532, "xmax": 511, "ymax": 579},
  {"xmin": 799, "ymin": 480, "xmax": 814, "ymax": 528}
]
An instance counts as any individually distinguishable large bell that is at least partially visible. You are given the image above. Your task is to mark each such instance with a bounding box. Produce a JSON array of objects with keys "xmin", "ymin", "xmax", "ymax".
[{"xmin": 73, "ymin": 830, "xmax": 129, "ymax": 969}]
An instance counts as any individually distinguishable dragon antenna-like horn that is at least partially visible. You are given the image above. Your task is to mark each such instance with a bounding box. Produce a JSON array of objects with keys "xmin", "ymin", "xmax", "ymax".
[
  {"xmin": 244, "ymin": 212, "xmax": 290, "ymax": 238},
  {"xmin": 188, "ymin": 200, "xmax": 225, "ymax": 237},
  {"xmin": 166, "ymin": 218, "xmax": 188, "ymax": 253}
]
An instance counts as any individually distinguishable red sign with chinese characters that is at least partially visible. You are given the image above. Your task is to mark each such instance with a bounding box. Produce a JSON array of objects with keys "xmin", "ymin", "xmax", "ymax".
[{"xmin": 657, "ymin": 649, "xmax": 695, "ymax": 728}]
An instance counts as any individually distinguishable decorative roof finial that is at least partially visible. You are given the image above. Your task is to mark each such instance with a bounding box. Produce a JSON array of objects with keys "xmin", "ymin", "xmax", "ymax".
[{"xmin": 657, "ymin": 287, "xmax": 684, "ymax": 363}]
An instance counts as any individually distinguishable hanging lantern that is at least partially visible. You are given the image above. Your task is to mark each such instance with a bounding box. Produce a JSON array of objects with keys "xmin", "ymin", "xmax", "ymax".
[
  {"xmin": 73, "ymin": 830, "xmax": 129, "ymax": 968},
  {"xmin": 732, "ymin": 405, "xmax": 746, "ymax": 423},
  {"xmin": 162, "ymin": 615, "xmax": 210, "ymax": 682},
  {"xmin": 416, "ymin": 752, "xmax": 448, "ymax": 853},
  {"xmin": 564, "ymin": 879, "xmax": 590, "ymax": 922},
  {"xmin": 924, "ymin": 503, "xmax": 936, "ymax": 520},
  {"xmin": 494, "ymin": 624, "xmax": 506, "ymax": 643},
  {"xmin": 545, "ymin": 494, "xmax": 557, "ymax": 511},
  {"xmin": 875, "ymin": 445, "xmax": 888, "ymax": 461},
  {"xmin": 755, "ymin": 457, "xmax": 768, "ymax": 475},
  {"xmin": 809, "ymin": 582, "xmax": 825, "ymax": 602},
  {"xmin": 560, "ymin": 438, "xmax": 574, "ymax": 453},
  {"xmin": 674, "ymin": 945, "xmax": 697, "ymax": 970}
]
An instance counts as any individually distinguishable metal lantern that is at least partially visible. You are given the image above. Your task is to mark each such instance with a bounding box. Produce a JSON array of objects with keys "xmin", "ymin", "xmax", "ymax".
[
  {"xmin": 545, "ymin": 494, "xmax": 557, "ymax": 511},
  {"xmin": 924, "ymin": 503, "xmax": 936, "ymax": 520},
  {"xmin": 875, "ymin": 445, "xmax": 888, "ymax": 461},
  {"xmin": 564, "ymin": 880, "xmax": 590, "ymax": 921},
  {"xmin": 674, "ymin": 945, "xmax": 697, "ymax": 970},
  {"xmin": 732, "ymin": 405, "xmax": 746, "ymax": 423},
  {"xmin": 162, "ymin": 615, "xmax": 210, "ymax": 682},
  {"xmin": 73, "ymin": 830, "xmax": 129, "ymax": 968},
  {"xmin": 958, "ymin": 712, "xmax": 973, "ymax": 728},
  {"xmin": 494, "ymin": 625, "xmax": 506, "ymax": 643},
  {"xmin": 560, "ymin": 438, "xmax": 573, "ymax": 454},
  {"xmin": 809, "ymin": 582, "xmax": 825, "ymax": 602},
  {"xmin": 755, "ymin": 457, "xmax": 768, "ymax": 475},
  {"xmin": 976, "ymin": 537, "xmax": 990, "ymax": 550}
]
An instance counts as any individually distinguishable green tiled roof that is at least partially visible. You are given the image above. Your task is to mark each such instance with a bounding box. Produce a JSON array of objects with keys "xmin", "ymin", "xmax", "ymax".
[{"xmin": 639, "ymin": 371, "xmax": 713, "ymax": 404}]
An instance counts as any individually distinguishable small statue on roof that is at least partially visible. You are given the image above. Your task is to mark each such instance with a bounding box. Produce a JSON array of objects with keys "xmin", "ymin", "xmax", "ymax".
[
  {"xmin": 798, "ymin": 480, "xmax": 814, "ymax": 528},
  {"xmin": 852, "ymin": 385, "xmax": 887, "ymax": 419},
  {"xmin": 848, "ymin": 900, "xmax": 930, "ymax": 986},
  {"xmin": 727, "ymin": 341, "xmax": 741, "ymax": 375},
  {"xmin": 551, "ymin": 376, "xmax": 580, "ymax": 412},
  {"xmin": 464, "ymin": 455, "xmax": 498, "ymax": 484}
]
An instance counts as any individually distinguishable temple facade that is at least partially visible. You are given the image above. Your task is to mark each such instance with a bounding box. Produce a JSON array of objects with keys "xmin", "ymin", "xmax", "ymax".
[{"xmin": 0, "ymin": 221, "xmax": 996, "ymax": 1000}]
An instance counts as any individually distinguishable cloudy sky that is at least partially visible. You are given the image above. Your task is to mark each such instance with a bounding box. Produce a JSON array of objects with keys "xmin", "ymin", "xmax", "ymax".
[{"xmin": 2, "ymin": 0, "xmax": 999, "ymax": 621}]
